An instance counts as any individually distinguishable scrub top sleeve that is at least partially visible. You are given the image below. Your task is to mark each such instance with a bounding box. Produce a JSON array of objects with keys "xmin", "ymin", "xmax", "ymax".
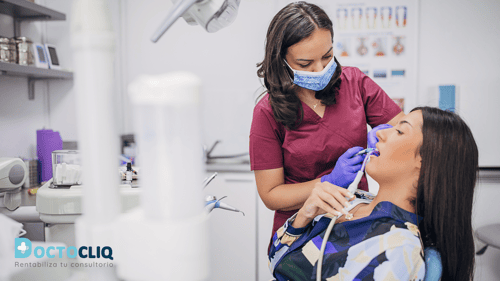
[
  {"xmin": 250, "ymin": 104, "xmax": 284, "ymax": 171},
  {"xmin": 357, "ymin": 68, "xmax": 402, "ymax": 127}
]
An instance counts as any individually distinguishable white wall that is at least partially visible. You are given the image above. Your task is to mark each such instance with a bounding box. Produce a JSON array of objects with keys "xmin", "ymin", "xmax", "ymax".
[
  {"xmin": 122, "ymin": 0, "xmax": 278, "ymax": 156},
  {"xmin": 472, "ymin": 180, "xmax": 500, "ymax": 280},
  {"xmin": 418, "ymin": 0, "xmax": 500, "ymax": 167}
]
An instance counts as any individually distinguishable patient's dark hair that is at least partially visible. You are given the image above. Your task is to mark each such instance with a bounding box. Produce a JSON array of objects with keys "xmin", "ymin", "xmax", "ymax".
[
  {"xmin": 256, "ymin": 1, "xmax": 342, "ymax": 130},
  {"xmin": 412, "ymin": 106, "xmax": 478, "ymax": 281}
]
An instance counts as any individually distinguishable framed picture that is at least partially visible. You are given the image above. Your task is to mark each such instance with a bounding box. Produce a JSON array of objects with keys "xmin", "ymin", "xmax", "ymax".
[
  {"xmin": 44, "ymin": 43, "xmax": 61, "ymax": 70},
  {"xmin": 33, "ymin": 43, "xmax": 49, "ymax": 69}
]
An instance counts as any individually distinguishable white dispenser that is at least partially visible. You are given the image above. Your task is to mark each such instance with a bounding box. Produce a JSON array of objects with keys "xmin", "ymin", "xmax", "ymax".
[{"xmin": 0, "ymin": 158, "xmax": 27, "ymax": 191}]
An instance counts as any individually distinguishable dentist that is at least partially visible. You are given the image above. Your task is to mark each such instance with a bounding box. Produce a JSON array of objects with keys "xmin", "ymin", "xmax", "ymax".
[{"xmin": 250, "ymin": 1, "xmax": 404, "ymax": 247}]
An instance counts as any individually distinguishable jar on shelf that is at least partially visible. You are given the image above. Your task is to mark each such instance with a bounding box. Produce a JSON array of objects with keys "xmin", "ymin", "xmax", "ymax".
[
  {"xmin": 0, "ymin": 37, "xmax": 17, "ymax": 63},
  {"xmin": 16, "ymin": 37, "xmax": 34, "ymax": 66}
]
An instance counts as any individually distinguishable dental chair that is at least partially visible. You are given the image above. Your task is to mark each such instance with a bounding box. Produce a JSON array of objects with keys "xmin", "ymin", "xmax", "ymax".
[
  {"xmin": 475, "ymin": 224, "xmax": 500, "ymax": 255},
  {"xmin": 424, "ymin": 247, "xmax": 443, "ymax": 281}
]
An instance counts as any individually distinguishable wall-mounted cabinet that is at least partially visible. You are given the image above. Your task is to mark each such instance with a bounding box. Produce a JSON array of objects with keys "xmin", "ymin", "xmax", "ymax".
[{"xmin": 0, "ymin": 0, "xmax": 72, "ymax": 100}]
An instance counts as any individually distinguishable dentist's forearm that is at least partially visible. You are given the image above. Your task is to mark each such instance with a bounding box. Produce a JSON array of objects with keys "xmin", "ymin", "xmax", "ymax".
[{"xmin": 260, "ymin": 179, "xmax": 321, "ymax": 211}]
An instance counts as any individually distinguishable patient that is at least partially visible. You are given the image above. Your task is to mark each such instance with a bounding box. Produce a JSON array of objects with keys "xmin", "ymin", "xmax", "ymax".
[{"xmin": 268, "ymin": 107, "xmax": 478, "ymax": 281}]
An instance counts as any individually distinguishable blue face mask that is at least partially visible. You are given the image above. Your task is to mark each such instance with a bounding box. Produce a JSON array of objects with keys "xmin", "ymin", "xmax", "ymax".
[{"xmin": 284, "ymin": 57, "xmax": 337, "ymax": 91}]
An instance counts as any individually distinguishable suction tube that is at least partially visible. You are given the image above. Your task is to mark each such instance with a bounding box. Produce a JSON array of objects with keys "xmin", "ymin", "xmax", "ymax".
[{"xmin": 316, "ymin": 149, "xmax": 377, "ymax": 281}]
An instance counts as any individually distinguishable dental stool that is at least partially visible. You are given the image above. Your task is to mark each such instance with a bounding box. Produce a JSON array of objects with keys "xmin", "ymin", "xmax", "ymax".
[
  {"xmin": 475, "ymin": 224, "xmax": 500, "ymax": 255},
  {"xmin": 424, "ymin": 247, "xmax": 442, "ymax": 281}
]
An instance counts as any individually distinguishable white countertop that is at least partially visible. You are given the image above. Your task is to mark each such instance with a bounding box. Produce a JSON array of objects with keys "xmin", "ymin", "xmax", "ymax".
[{"xmin": 206, "ymin": 162, "xmax": 251, "ymax": 173}]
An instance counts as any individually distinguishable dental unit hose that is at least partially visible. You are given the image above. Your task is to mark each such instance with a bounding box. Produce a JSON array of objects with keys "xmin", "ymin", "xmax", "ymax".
[{"xmin": 316, "ymin": 149, "xmax": 377, "ymax": 281}]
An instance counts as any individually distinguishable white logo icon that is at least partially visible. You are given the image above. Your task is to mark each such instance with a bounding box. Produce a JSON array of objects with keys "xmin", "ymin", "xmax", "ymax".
[{"xmin": 17, "ymin": 242, "xmax": 29, "ymax": 254}]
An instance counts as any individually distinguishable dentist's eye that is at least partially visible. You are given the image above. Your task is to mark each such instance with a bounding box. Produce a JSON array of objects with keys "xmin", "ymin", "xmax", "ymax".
[{"xmin": 299, "ymin": 63, "xmax": 311, "ymax": 68}]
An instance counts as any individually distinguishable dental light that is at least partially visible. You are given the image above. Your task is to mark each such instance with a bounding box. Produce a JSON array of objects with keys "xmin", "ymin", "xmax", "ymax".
[{"xmin": 151, "ymin": 0, "xmax": 241, "ymax": 43}]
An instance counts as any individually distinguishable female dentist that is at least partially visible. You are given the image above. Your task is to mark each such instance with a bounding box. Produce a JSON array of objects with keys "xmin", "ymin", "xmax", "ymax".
[{"xmin": 249, "ymin": 1, "xmax": 404, "ymax": 246}]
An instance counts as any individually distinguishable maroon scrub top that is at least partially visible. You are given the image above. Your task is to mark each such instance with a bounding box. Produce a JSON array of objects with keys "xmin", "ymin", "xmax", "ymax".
[{"xmin": 249, "ymin": 67, "xmax": 402, "ymax": 245}]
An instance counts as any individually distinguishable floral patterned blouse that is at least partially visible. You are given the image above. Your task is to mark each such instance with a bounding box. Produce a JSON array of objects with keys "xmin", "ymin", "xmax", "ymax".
[{"xmin": 268, "ymin": 191, "xmax": 425, "ymax": 280}]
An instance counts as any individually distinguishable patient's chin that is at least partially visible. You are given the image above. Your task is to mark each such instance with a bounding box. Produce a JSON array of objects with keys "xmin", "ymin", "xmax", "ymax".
[{"xmin": 365, "ymin": 159, "xmax": 380, "ymax": 182}]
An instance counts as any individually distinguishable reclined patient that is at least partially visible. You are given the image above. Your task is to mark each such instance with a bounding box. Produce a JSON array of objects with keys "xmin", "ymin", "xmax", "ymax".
[{"xmin": 268, "ymin": 107, "xmax": 478, "ymax": 281}]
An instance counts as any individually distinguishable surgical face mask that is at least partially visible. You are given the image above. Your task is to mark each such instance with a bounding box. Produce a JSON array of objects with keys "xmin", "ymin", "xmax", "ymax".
[{"xmin": 284, "ymin": 56, "xmax": 337, "ymax": 91}]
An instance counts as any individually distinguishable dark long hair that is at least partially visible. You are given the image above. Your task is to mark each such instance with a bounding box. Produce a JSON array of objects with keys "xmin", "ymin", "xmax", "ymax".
[
  {"xmin": 256, "ymin": 1, "xmax": 342, "ymax": 130},
  {"xmin": 413, "ymin": 107, "xmax": 478, "ymax": 281}
]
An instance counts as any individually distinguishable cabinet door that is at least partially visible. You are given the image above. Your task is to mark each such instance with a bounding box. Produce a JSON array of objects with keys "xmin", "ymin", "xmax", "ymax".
[
  {"xmin": 204, "ymin": 172, "xmax": 257, "ymax": 281},
  {"xmin": 257, "ymin": 194, "xmax": 275, "ymax": 281}
]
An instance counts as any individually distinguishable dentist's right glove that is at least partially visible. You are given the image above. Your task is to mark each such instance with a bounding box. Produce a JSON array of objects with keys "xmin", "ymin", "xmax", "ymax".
[{"xmin": 321, "ymin": 146, "xmax": 365, "ymax": 188}]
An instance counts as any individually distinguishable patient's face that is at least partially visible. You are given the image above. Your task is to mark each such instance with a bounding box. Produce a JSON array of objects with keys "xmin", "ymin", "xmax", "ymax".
[{"xmin": 366, "ymin": 110, "xmax": 423, "ymax": 184}]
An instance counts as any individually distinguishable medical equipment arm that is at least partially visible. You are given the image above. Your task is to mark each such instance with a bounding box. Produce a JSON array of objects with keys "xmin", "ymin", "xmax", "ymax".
[
  {"xmin": 151, "ymin": 0, "xmax": 241, "ymax": 43},
  {"xmin": 151, "ymin": 0, "xmax": 198, "ymax": 43}
]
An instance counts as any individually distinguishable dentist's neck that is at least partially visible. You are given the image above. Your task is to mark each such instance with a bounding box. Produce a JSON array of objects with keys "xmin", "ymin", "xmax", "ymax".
[{"xmin": 296, "ymin": 87, "xmax": 316, "ymax": 100}]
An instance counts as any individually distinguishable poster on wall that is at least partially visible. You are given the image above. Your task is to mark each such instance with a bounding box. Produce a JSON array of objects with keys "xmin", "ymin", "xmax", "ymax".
[{"xmin": 277, "ymin": 0, "xmax": 419, "ymax": 113}]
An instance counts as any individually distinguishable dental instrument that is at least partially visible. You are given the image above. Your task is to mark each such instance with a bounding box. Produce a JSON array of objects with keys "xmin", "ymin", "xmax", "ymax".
[
  {"xmin": 204, "ymin": 195, "xmax": 245, "ymax": 216},
  {"xmin": 203, "ymin": 172, "xmax": 218, "ymax": 189},
  {"xmin": 354, "ymin": 147, "xmax": 375, "ymax": 156},
  {"xmin": 316, "ymin": 149, "xmax": 378, "ymax": 281}
]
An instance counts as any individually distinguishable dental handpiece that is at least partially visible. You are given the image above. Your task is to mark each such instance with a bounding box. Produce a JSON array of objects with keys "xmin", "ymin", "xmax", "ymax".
[
  {"xmin": 354, "ymin": 148, "xmax": 377, "ymax": 156},
  {"xmin": 203, "ymin": 172, "xmax": 218, "ymax": 189},
  {"xmin": 205, "ymin": 195, "xmax": 245, "ymax": 216},
  {"xmin": 348, "ymin": 149, "xmax": 378, "ymax": 192},
  {"xmin": 214, "ymin": 201, "xmax": 245, "ymax": 216}
]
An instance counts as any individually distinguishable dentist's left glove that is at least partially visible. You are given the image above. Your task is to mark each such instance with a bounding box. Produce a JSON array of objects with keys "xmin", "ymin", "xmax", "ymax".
[
  {"xmin": 321, "ymin": 147, "xmax": 365, "ymax": 188},
  {"xmin": 367, "ymin": 124, "xmax": 393, "ymax": 149}
]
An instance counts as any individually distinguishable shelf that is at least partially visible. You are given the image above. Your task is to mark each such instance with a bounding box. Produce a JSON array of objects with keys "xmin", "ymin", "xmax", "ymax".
[
  {"xmin": 0, "ymin": 0, "xmax": 70, "ymax": 100},
  {"xmin": 0, "ymin": 61, "xmax": 72, "ymax": 99},
  {"xmin": 0, "ymin": 0, "xmax": 65, "ymax": 21},
  {"xmin": 0, "ymin": 61, "xmax": 72, "ymax": 78}
]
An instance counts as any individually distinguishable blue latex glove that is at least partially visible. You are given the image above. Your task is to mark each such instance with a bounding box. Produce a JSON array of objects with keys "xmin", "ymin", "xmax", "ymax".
[
  {"xmin": 321, "ymin": 146, "xmax": 365, "ymax": 188},
  {"xmin": 367, "ymin": 124, "xmax": 393, "ymax": 149}
]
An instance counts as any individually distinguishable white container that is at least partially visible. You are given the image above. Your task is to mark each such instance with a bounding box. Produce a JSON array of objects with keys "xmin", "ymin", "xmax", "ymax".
[
  {"xmin": 51, "ymin": 150, "xmax": 82, "ymax": 186},
  {"xmin": 128, "ymin": 71, "xmax": 205, "ymax": 220},
  {"xmin": 117, "ymin": 72, "xmax": 209, "ymax": 281}
]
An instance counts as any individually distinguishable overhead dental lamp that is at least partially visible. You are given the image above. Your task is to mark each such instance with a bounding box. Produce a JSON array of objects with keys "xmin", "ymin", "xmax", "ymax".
[{"xmin": 151, "ymin": 0, "xmax": 241, "ymax": 43}]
